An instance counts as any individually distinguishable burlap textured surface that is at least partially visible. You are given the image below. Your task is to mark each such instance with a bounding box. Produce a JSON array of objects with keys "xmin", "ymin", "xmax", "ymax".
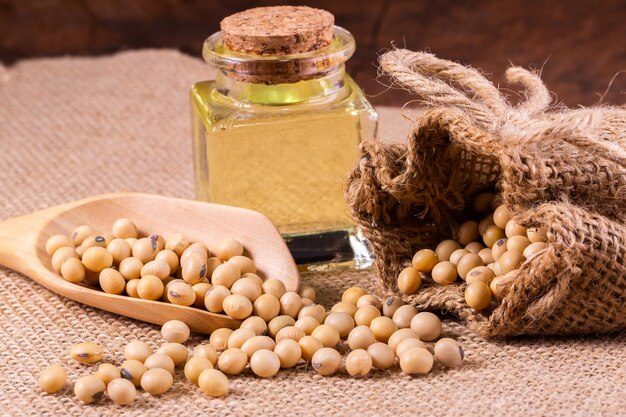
[{"xmin": 0, "ymin": 50, "xmax": 624, "ymax": 417}]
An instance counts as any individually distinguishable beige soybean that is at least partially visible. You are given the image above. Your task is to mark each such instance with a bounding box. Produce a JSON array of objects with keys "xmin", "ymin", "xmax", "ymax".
[
  {"xmin": 523, "ymin": 241, "xmax": 548, "ymax": 259},
  {"xmin": 140, "ymin": 260, "xmax": 170, "ymax": 280},
  {"xmin": 354, "ymin": 304, "xmax": 381, "ymax": 327},
  {"xmin": 431, "ymin": 261, "xmax": 458, "ymax": 286},
  {"xmin": 211, "ymin": 262, "xmax": 241, "ymax": 289},
  {"xmin": 215, "ymin": 238, "xmax": 244, "ymax": 260},
  {"xmin": 262, "ymin": 279, "xmax": 287, "ymax": 299},
  {"xmin": 140, "ymin": 368, "xmax": 173, "ymax": 395},
  {"xmin": 410, "ymin": 312, "xmax": 442, "ymax": 341},
  {"xmin": 70, "ymin": 342, "xmax": 103, "ymax": 364},
  {"xmin": 382, "ymin": 296, "xmax": 404, "ymax": 318},
  {"xmin": 250, "ymin": 349, "xmax": 281, "ymax": 378},
  {"xmin": 348, "ymin": 325, "xmax": 376, "ymax": 350},
  {"xmin": 297, "ymin": 305, "xmax": 326, "ymax": 325},
  {"xmin": 399, "ymin": 347, "xmax": 433, "ymax": 375},
  {"xmin": 192, "ymin": 282, "xmax": 212, "ymax": 307},
  {"xmin": 370, "ymin": 316, "xmax": 398, "ymax": 343},
  {"xmin": 60, "ymin": 257, "xmax": 85, "ymax": 283},
  {"xmin": 388, "ymin": 328, "xmax": 420, "ymax": 353},
  {"xmin": 161, "ymin": 320, "xmax": 190, "ymax": 344},
  {"xmin": 434, "ymin": 338, "xmax": 464, "ymax": 368},
  {"xmin": 311, "ymin": 324, "xmax": 340, "ymax": 348},
  {"xmin": 279, "ymin": 292, "xmax": 303, "ymax": 318},
  {"xmin": 311, "ymin": 347, "xmax": 342, "ymax": 376},
  {"xmin": 298, "ymin": 335, "xmax": 324, "ymax": 362},
  {"xmin": 392, "ymin": 305, "xmax": 417, "ymax": 329},
  {"xmin": 107, "ymin": 238, "xmax": 132, "ymax": 264},
  {"xmin": 465, "ymin": 281, "xmax": 492, "ymax": 310},
  {"xmin": 106, "ymin": 378, "xmax": 136, "ymax": 405},
  {"xmin": 198, "ymin": 369, "xmax": 229, "ymax": 397},
  {"xmin": 165, "ymin": 233, "xmax": 190, "ymax": 257},
  {"xmin": 507, "ymin": 235, "xmax": 531, "ymax": 253},
  {"xmin": 491, "ymin": 238, "xmax": 508, "ymax": 260},
  {"xmin": 74, "ymin": 375, "xmax": 105, "ymax": 403},
  {"xmin": 368, "ymin": 342, "xmax": 395, "ymax": 369},
  {"xmin": 118, "ymin": 257, "xmax": 143, "ymax": 281},
  {"xmin": 52, "ymin": 246, "xmax": 79, "ymax": 273},
  {"xmin": 465, "ymin": 242, "xmax": 484, "ymax": 254},
  {"xmin": 294, "ymin": 316, "xmax": 320, "ymax": 335},
  {"xmin": 356, "ymin": 294, "xmax": 382, "ymax": 310},
  {"xmin": 457, "ymin": 221, "xmax": 479, "ymax": 246},
  {"xmin": 274, "ymin": 339, "xmax": 302, "ymax": 368},
  {"xmin": 149, "ymin": 234, "xmax": 165, "ymax": 252},
  {"xmin": 144, "ymin": 353, "xmax": 175, "ymax": 374},
  {"xmin": 242, "ymin": 272, "xmax": 263, "ymax": 287},
  {"xmin": 483, "ymin": 225, "xmax": 506, "ymax": 248},
  {"xmin": 505, "ymin": 219, "xmax": 527, "ymax": 238},
  {"xmin": 342, "ymin": 286, "xmax": 368, "ymax": 305},
  {"xmin": 227, "ymin": 328, "xmax": 256, "ymax": 349},
  {"xmin": 112, "ymin": 218, "xmax": 138, "ymax": 239},
  {"xmin": 253, "ymin": 294, "xmax": 281, "ymax": 322},
  {"xmin": 184, "ymin": 357, "xmax": 214, "ymax": 385},
  {"xmin": 120, "ymin": 360, "xmax": 146, "ymax": 387},
  {"xmin": 449, "ymin": 248, "xmax": 469, "ymax": 265},
  {"xmin": 99, "ymin": 268, "xmax": 125, "ymax": 294},
  {"xmin": 457, "ymin": 253, "xmax": 484, "ymax": 279},
  {"xmin": 479, "ymin": 214, "xmax": 496, "ymax": 236},
  {"xmin": 124, "ymin": 340, "xmax": 153, "ymax": 362},
  {"xmin": 205, "ymin": 285, "xmax": 231, "ymax": 313},
  {"xmin": 218, "ymin": 348, "xmax": 248, "ymax": 375},
  {"xmin": 298, "ymin": 285, "xmax": 316, "ymax": 302},
  {"xmin": 94, "ymin": 363, "xmax": 120, "ymax": 386},
  {"xmin": 182, "ymin": 253, "xmax": 209, "ymax": 285},
  {"xmin": 324, "ymin": 312, "xmax": 355, "ymax": 337},
  {"xmin": 435, "ymin": 239, "xmax": 462, "ymax": 262},
  {"xmin": 228, "ymin": 255, "xmax": 256, "ymax": 274},
  {"xmin": 330, "ymin": 301, "xmax": 358, "ymax": 318},
  {"xmin": 497, "ymin": 251, "xmax": 525, "ymax": 274},
  {"xmin": 209, "ymin": 328, "xmax": 233, "ymax": 352},
  {"xmin": 493, "ymin": 204, "xmax": 511, "ymax": 229},
  {"xmin": 231, "ymin": 277, "xmax": 262, "ymax": 302},
  {"xmin": 465, "ymin": 266, "xmax": 495, "ymax": 285},
  {"xmin": 132, "ymin": 238, "xmax": 159, "ymax": 263},
  {"xmin": 268, "ymin": 316, "xmax": 296, "ymax": 338},
  {"xmin": 411, "ymin": 249, "xmax": 438, "ymax": 273},
  {"xmin": 77, "ymin": 235, "xmax": 107, "ymax": 256},
  {"xmin": 527, "ymin": 227, "xmax": 547, "ymax": 243},
  {"xmin": 180, "ymin": 243, "xmax": 209, "ymax": 264},
  {"xmin": 478, "ymin": 247, "xmax": 495, "ymax": 264},
  {"xmin": 397, "ymin": 266, "xmax": 422, "ymax": 294},
  {"xmin": 155, "ymin": 249, "xmax": 179, "ymax": 274},
  {"xmin": 241, "ymin": 335, "xmax": 275, "ymax": 358},
  {"xmin": 37, "ymin": 364, "xmax": 67, "ymax": 394},
  {"xmin": 71, "ymin": 225, "xmax": 97, "ymax": 246},
  {"xmin": 240, "ymin": 316, "xmax": 268, "ymax": 336},
  {"xmin": 137, "ymin": 275, "xmax": 164, "ymax": 300},
  {"xmin": 126, "ymin": 279, "xmax": 140, "ymax": 297},
  {"xmin": 395, "ymin": 338, "xmax": 427, "ymax": 358},
  {"xmin": 346, "ymin": 349, "xmax": 372, "ymax": 378},
  {"xmin": 45, "ymin": 235, "xmax": 72, "ymax": 256},
  {"xmin": 193, "ymin": 344, "xmax": 218, "ymax": 365},
  {"xmin": 223, "ymin": 294, "xmax": 253, "ymax": 320}
]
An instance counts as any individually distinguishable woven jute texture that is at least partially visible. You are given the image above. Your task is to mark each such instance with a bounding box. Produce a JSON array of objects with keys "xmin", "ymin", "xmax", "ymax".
[
  {"xmin": 347, "ymin": 50, "xmax": 626, "ymax": 338},
  {"xmin": 0, "ymin": 50, "xmax": 624, "ymax": 417}
]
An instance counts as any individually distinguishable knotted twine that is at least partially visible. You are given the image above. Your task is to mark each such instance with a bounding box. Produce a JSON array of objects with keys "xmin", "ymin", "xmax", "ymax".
[{"xmin": 346, "ymin": 50, "xmax": 626, "ymax": 337}]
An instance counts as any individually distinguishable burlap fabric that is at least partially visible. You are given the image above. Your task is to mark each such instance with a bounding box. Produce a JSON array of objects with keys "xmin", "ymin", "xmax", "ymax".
[
  {"xmin": 0, "ymin": 50, "xmax": 624, "ymax": 416},
  {"xmin": 347, "ymin": 50, "xmax": 626, "ymax": 338}
]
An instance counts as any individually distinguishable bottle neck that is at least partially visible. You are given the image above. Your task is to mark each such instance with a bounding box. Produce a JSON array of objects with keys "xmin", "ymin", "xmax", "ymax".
[{"xmin": 214, "ymin": 65, "xmax": 347, "ymax": 105}]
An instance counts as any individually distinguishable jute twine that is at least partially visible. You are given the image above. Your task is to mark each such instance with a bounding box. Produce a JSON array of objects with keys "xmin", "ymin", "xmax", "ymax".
[{"xmin": 346, "ymin": 50, "xmax": 626, "ymax": 337}]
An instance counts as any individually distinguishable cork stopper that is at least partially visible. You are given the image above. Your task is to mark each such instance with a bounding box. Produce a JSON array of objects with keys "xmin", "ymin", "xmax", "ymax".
[{"xmin": 220, "ymin": 6, "xmax": 334, "ymax": 55}]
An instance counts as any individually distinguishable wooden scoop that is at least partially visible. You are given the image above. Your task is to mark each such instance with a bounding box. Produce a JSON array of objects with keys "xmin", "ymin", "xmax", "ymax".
[{"xmin": 0, "ymin": 193, "xmax": 299, "ymax": 334}]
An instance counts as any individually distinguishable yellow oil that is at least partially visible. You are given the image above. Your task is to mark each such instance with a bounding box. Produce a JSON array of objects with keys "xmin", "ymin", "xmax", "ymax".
[{"xmin": 191, "ymin": 78, "xmax": 376, "ymax": 236}]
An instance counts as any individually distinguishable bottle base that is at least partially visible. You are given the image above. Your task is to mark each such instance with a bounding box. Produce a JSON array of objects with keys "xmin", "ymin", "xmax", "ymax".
[{"xmin": 284, "ymin": 227, "xmax": 374, "ymax": 272}]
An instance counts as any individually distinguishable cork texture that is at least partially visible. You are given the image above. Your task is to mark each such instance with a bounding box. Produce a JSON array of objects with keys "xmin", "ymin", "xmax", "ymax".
[
  {"xmin": 220, "ymin": 6, "xmax": 334, "ymax": 55},
  {"xmin": 0, "ymin": 50, "xmax": 624, "ymax": 417}
]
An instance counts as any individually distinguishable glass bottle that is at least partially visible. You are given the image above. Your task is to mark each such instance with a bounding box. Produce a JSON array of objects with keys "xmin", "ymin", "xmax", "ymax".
[{"xmin": 190, "ymin": 25, "xmax": 378, "ymax": 269}]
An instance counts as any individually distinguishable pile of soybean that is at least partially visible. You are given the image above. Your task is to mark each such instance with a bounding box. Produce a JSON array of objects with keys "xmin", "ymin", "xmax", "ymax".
[
  {"xmin": 41, "ymin": 219, "xmax": 465, "ymax": 405},
  {"xmin": 397, "ymin": 193, "xmax": 548, "ymax": 310}
]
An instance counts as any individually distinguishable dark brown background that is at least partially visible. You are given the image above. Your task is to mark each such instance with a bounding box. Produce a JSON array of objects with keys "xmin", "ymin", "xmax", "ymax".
[{"xmin": 1, "ymin": 0, "xmax": 625, "ymax": 106}]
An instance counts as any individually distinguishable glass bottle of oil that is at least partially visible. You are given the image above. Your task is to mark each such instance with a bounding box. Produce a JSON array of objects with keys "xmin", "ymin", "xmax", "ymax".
[{"xmin": 190, "ymin": 8, "xmax": 378, "ymax": 269}]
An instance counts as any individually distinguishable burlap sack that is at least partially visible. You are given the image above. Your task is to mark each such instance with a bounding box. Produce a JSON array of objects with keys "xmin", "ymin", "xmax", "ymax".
[{"xmin": 346, "ymin": 50, "xmax": 626, "ymax": 337}]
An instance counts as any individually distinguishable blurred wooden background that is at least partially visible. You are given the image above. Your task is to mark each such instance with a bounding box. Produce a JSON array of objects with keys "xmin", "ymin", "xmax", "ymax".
[{"xmin": 1, "ymin": 0, "xmax": 625, "ymax": 106}]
